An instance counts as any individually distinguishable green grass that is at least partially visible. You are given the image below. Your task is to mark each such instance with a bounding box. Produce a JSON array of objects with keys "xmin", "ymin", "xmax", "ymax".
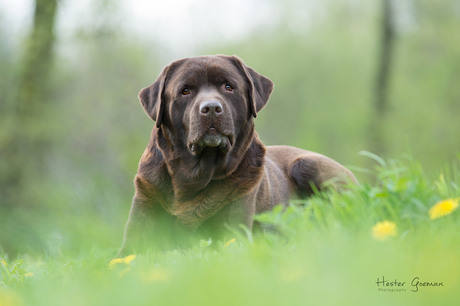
[{"xmin": 1, "ymin": 155, "xmax": 460, "ymax": 306}]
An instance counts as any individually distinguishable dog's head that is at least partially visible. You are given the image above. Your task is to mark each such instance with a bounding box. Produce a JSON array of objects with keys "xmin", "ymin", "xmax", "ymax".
[{"xmin": 139, "ymin": 55, "xmax": 273, "ymax": 165}]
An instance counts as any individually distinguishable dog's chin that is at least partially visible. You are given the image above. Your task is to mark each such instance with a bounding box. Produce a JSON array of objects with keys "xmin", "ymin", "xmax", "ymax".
[{"xmin": 189, "ymin": 129, "xmax": 232, "ymax": 156}]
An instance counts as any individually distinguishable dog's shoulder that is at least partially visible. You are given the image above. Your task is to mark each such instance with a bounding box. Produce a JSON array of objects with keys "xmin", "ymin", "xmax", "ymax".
[{"xmin": 136, "ymin": 130, "xmax": 173, "ymax": 191}]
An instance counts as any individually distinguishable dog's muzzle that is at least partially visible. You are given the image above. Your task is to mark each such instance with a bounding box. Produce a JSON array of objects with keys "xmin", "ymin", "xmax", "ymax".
[{"xmin": 189, "ymin": 127, "xmax": 232, "ymax": 155}]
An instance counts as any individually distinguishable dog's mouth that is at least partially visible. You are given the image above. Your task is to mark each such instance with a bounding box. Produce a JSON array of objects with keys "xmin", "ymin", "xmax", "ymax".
[{"xmin": 189, "ymin": 127, "xmax": 233, "ymax": 155}]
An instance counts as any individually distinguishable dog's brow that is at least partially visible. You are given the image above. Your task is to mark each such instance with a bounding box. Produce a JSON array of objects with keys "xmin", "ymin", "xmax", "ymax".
[
  {"xmin": 174, "ymin": 75, "xmax": 198, "ymax": 89},
  {"xmin": 180, "ymin": 69, "xmax": 208, "ymax": 85},
  {"xmin": 208, "ymin": 70, "xmax": 239, "ymax": 84}
]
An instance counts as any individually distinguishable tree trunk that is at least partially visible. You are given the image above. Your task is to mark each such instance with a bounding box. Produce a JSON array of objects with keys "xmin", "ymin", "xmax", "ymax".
[
  {"xmin": 0, "ymin": 0, "xmax": 59, "ymax": 257},
  {"xmin": 1, "ymin": 0, "xmax": 58, "ymax": 205},
  {"xmin": 18, "ymin": 0, "xmax": 58, "ymax": 113},
  {"xmin": 370, "ymin": 0, "xmax": 395, "ymax": 157}
]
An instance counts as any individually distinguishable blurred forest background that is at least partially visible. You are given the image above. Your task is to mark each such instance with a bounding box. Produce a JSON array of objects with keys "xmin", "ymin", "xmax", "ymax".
[{"xmin": 0, "ymin": 0, "xmax": 459, "ymax": 256}]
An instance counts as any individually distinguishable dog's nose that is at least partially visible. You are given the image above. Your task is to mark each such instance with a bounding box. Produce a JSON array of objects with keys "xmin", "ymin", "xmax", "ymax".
[{"xmin": 199, "ymin": 101, "xmax": 223, "ymax": 116}]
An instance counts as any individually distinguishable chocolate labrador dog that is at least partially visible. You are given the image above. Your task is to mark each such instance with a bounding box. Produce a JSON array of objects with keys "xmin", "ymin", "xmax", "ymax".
[{"xmin": 120, "ymin": 55, "xmax": 356, "ymax": 253}]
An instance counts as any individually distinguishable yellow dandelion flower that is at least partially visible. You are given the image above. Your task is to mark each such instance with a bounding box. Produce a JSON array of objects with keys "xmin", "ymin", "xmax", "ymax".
[
  {"xmin": 24, "ymin": 272, "xmax": 34, "ymax": 278},
  {"xmin": 372, "ymin": 220, "xmax": 397, "ymax": 241},
  {"xmin": 109, "ymin": 254, "xmax": 136, "ymax": 270},
  {"xmin": 429, "ymin": 198, "xmax": 459, "ymax": 220},
  {"xmin": 224, "ymin": 238, "xmax": 236, "ymax": 248},
  {"xmin": 123, "ymin": 254, "xmax": 136, "ymax": 264},
  {"xmin": 109, "ymin": 258, "xmax": 124, "ymax": 269},
  {"xmin": 0, "ymin": 291, "xmax": 24, "ymax": 306}
]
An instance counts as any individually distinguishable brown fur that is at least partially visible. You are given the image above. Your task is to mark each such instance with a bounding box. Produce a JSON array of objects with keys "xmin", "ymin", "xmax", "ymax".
[{"xmin": 120, "ymin": 55, "xmax": 357, "ymax": 253}]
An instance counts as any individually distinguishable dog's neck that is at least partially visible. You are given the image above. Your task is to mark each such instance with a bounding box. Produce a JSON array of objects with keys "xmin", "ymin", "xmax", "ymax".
[{"xmin": 152, "ymin": 124, "xmax": 266, "ymax": 227}]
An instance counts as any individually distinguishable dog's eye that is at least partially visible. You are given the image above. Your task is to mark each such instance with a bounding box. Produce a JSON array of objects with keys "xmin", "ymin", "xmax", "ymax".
[
  {"xmin": 181, "ymin": 87, "xmax": 191, "ymax": 95},
  {"xmin": 225, "ymin": 84, "xmax": 233, "ymax": 91}
]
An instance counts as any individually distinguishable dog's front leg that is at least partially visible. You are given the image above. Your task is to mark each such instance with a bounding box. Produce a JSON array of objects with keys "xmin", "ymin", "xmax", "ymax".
[
  {"xmin": 119, "ymin": 193, "xmax": 179, "ymax": 255},
  {"xmin": 224, "ymin": 192, "xmax": 258, "ymax": 237},
  {"xmin": 119, "ymin": 197, "xmax": 156, "ymax": 256}
]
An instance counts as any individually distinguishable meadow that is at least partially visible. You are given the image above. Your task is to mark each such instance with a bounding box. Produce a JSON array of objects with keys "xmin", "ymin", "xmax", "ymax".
[{"xmin": 1, "ymin": 154, "xmax": 459, "ymax": 306}]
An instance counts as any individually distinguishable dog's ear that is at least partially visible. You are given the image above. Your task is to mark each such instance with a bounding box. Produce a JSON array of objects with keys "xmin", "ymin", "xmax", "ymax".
[
  {"xmin": 138, "ymin": 65, "xmax": 171, "ymax": 128},
  {"xmin": 228, "ymin": 55, "xmax": 274, "ymax": 118}
]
